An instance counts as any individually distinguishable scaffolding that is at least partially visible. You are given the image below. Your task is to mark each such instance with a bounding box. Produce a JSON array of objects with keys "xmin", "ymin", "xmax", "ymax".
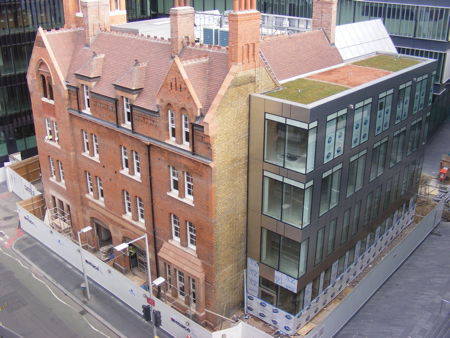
[{"xmin": 47, "ymin": 206, "xmax": 72, "ymax": 236}]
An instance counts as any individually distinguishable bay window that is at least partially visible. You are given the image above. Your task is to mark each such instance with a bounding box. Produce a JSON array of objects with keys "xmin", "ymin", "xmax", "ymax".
[
  {"xmin": 264, "ymin": 114, "xmax": 317, "ymax": 174},
  {"xmin": 262, "ymin": 171, "xmax": 312, "ymax": 228},
  {"xmin": 260, "ymin": 228, "xmax": 309, "ymax": 279}
]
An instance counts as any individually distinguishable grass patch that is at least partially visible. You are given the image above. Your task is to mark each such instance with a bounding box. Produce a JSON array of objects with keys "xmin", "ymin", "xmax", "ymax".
[
  {"xmin": 267, "ymin": 78, "xmax": 348, "ymax": 104},
  {"xmin": 353, "ymin": 55, "xmax": 420, "ymax": 72}
]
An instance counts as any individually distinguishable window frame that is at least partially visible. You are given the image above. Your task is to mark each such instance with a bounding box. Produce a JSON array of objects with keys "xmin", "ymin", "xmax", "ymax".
[
  {"xmin": 123, "ymin": 190, "xmax": 132, "ymax": 216},
  {"xmin": 182, "ymin": 114, "xmax": 190, "ymax": 146},
  {"xmin": 121, "ymin": 146, "xmax": 129, "ymax": 171},
  {"xmin": 185, "ymin": 172, "xmax": 193, "ymax": 200},
  {"xmin": 133, "ymin": 151, "xmax": 141, "ymax": 177},
  {"xmin": 57, "ymin": 160, "xmax": 64, "ymax": 183},
  {"xmin": 168, "ymin": 109, "xmax": 176, "ymax": 141},
  {"xmin": 170, "ymin": 166, "xmax": 179, "ymax": 193},
  {"xmin": 137, "ymin": 197, "xmax": 145, "ymax": 223},
  {"xmin": 82, "ymin": 130, "xmax": 89, "ymax": 153},
  {"xmin": 171, "ymin": 214, "xmax": 180, "ymax": 242},
  {"xmin": 187, "ymin": 221, "xmax": 196, "ymax": 250},
  {"xmin": 49, "ymin": 156, "xmax": 56, "ymax": 178},
  {"xmin": 96, "ymin": 177, "xmax": 104, "ymax": 201},
  {"xmin": 86, "ymin": 171, "xmax": 93, "ymax": 196},
  {"xmin": 82, "ymin": 85, "xmax": 90, "ymax": 112},
  {"xmin": 123, "ymin": 97, "xmax": 131, "ymax": 125},
  {"xmin": 93, "ymin": 134, "xmax": 99, "ymax": 157}
]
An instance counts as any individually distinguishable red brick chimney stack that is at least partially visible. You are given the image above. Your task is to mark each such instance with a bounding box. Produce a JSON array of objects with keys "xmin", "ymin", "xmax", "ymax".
[
  {"xmin": 170, "ymin": 0, "xmax": 195, "ymax": 56},
  {"xmin": 81, "ymin": 0, "xmax": 111, "ymax": 46},
  {"xmin": 228, "ymin": 0, "xmax": 260, "ymax": 70},
  {"xmin": 312, "ymin": 0, "xmax": 338, "ymax": 45}
]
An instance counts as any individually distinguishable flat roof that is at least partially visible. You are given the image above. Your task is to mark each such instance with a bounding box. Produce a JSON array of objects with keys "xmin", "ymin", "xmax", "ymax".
[{"xmin": 266, "ymin": 54, "xmax": 423, "ymax": 105}]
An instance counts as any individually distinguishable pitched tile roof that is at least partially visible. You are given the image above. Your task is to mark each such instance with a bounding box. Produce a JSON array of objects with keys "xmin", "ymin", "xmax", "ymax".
[
  {"xmin": 261, "ymin": 30, "xmax": 343, "ymax": 81},
  {"xmin": 45, "ymin": 30, "xmax": 229, "ymax": 113}
]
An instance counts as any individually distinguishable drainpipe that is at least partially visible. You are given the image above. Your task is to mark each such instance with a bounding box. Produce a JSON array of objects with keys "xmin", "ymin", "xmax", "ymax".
[
  {"xmin": 114, "ymin": 98, "xmax": 119, "ymax": 127},
  {"xmin": 75, "ymin": 86, "xmax": 80, "ymax": 112},
  {"xmin": 146, "ymin": 144, "xmax": 160, "ymax": 296}
]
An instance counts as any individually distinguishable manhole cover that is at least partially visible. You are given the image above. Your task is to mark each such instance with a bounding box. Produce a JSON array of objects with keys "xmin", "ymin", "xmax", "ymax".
[{"xmin": 0, "ymin": 231, "xmax": 5, "ymax": 238}]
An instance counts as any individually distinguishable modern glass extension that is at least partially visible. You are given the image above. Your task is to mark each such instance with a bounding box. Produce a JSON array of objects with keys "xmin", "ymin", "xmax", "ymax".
[
  {"xmin": 262, "ymin": 171, "xmax": 312, "ymax": 228},
  {"xmin": 264, "ymin": 113, "xmax": 317, "ymax": 174}
]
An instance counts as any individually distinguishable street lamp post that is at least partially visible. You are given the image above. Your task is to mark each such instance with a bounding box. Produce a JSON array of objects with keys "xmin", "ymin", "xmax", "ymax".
[
  {"xmin": 77, "ymin": 226, "xmax": 93, "ymax": 300},
  {"xmin": 114, "ymin": 233, "xmax": 156, "ymax": 337},
  {"xmin": 113, "ymin": 233, "xmax": 152, "ymax": 293}
]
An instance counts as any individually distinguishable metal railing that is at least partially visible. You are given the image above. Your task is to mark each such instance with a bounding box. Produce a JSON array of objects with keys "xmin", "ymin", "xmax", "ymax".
[{"xmin": 194, "ymin": 11, "xmax": 312, "ymax": 44}]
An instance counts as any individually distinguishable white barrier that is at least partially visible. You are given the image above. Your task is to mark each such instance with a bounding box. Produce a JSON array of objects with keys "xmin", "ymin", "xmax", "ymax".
[
  {"xmin": 18, "ymin": 204, "xmax": 270, "ymax": 338},
  {"xmin": 246, "ymin": 202, "xmax": 420, "ymax": 335},
  {"xmin": 6, "ymin": 166, "xmax": 40, "ymax": 200}
]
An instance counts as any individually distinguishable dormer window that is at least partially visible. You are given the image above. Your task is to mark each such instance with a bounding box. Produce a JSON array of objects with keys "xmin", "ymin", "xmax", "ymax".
[
  {"xmin": 124, "ymin": 97, "xmax": 131, "ymax": 125},
  {"xmin": 182, "ymin": 114, "xmax": 190, "ymax": 146},
  {"xmin": 82, "ymin": 85, "xmax": 90, "ymax": 113}
]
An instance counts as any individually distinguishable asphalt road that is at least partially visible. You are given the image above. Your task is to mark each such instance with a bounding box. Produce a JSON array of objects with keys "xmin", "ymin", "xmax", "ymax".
[{"xmin": 0, "ymin": 183, "xmax": 117, "ymax": 338}]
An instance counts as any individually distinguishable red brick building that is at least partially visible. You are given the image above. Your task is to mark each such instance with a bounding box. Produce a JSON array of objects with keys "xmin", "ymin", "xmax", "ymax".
[
  {"xmin": 27, "ymin": 0, "xmax": 278, "ymax": 326},
  {"xmin": 27, "ymin": 0, "xmax": 342, "ymax": 327}
]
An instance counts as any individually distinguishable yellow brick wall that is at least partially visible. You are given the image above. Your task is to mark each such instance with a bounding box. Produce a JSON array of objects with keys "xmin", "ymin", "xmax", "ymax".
[{"xmin": 209, "ymin": 64, "xmax": 276, "ymax": 317}]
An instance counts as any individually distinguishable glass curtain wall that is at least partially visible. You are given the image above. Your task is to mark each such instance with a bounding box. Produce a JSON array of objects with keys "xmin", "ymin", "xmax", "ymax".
[
  {"xmin": 337, "ymin": 0, "xmax": 450, "ymax": 42},
  {"xmin": 0, "ymin": 0, "xmax": 64, "ymax": 165}
]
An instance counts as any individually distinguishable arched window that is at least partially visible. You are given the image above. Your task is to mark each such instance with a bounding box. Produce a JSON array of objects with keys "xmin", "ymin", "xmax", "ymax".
[
  {"xmin": 48, "ymin": 81, "xmax": 54, "ymax": 100},
  {"xmin": 41, "ymin": 75, "xmax": 47, "ymax": 98}
]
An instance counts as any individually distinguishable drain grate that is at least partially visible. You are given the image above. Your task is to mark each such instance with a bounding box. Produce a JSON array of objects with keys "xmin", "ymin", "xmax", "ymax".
[{"xmin": 79, "ymin": 309, "xmax": 88, "ymax": 316}]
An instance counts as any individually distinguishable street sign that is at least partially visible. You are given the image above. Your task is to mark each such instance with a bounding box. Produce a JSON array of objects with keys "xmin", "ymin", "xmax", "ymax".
[{"xmin": 146, "ymin": 296, "xmax": 155, "ymax": 306}]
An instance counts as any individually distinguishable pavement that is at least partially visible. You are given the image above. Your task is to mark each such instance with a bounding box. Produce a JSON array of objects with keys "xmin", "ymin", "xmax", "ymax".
[
  {"xmin": 422, "ymin": 115, "xmax": 450, "ymax": 177},
  {"xmin": 336, "ymin": 222, "xmax": 450, "ymax": 338},
  {"xmin": 0, "ymin": 182, "xmax": 171, "ymax": 338}
]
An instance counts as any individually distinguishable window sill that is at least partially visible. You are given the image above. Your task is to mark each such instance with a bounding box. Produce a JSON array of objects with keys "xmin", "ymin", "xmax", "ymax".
[
  {"xmin": 167, "ymin": 191, "xmax": 194, "ymax": 206},
  {"xmin": 119, "ymin": 169, "xmax": 142, "ymax": 182},
  {"xmin": 85, "ymin": 193, "xmax": 105, "ymax": 207},
  {"xmin": 45, "ymin": 139, "xmax": 60, "ymax": 148},
  {"xmin": 41, "ymin": 97, "xmax": 54, "ymax": 104},
  {"xmin": 166, "ymin": 138, "xmax": 190, "ymax": 151},
  {"xmin": 75, "ymin": 12, "xmax": 83, "ymax": 17},
  {"xmin": 49, "ymin": 177, "xmax": 65, "ymax": 189},
  {"xmin": 122, "ymin": 213, "xmax": 146, "ymax": 229},
  {"xmin": 121, "ymin": 123, "xmax": 131, "ymax": 130},
  {"xmin": 82, "ymin": 152, "xmax": 100, "ymax": 163},
  {"xmin": 169, "ymin": 239, "xmax": 198, "ymax": 257}
]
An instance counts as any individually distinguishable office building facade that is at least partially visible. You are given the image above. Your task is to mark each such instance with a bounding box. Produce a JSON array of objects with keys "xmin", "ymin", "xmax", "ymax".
[{"xmin": 246, "ymin": 54, "xmax": 435, "ymax": 335}]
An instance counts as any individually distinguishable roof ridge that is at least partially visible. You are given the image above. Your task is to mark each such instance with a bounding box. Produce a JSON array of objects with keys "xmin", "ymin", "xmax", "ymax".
[
  {"xmin": 181, "ymin": 56, "xmax": 210, "ymax": 66},
  {"xmin": 261, "ymin": 29, "xmax": 319, "ymax": 42},
  {"xmin": 46, "ymin": 27, "xmax": 83, "ymax": 35},
  {"xmin": 99, "ymin": 30, "xmax": 171, "ymax": 44},
  {"xmin": 186, "ymin": 41, "xmax": 228, "ymax": 54}
]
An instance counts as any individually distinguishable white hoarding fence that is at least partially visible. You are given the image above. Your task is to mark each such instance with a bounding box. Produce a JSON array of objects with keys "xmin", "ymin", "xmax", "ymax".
[
  {"xmin": 18, "ymin": 204, "xmax": 269, "ymax": 338},
  {"xmin": 6, "ymin": 166, "xmax": 40, "ymax": 200}
]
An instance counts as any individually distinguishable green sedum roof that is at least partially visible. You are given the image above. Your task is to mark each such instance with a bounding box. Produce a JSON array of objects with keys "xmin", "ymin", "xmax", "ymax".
[
  {"xmin": 267, "ymin": 78, "xmax": 348, "ymax": 104},
  {"xmin": 352, "ymin": 54, "xmax": 421, "ymax": 72}
]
